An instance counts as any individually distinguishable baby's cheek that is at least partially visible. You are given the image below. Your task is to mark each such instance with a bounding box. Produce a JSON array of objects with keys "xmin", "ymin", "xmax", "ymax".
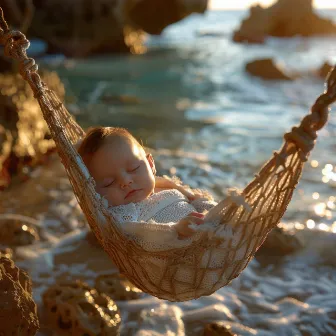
[{"xmin": 110, "ymin": 190, "xmax": 125, "ymax": 206}]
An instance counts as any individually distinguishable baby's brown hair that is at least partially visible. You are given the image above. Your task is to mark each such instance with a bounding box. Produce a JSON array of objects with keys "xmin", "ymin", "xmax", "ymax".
[{"xmin": 78, "ymin": 126, "xmax": 143, "ymax": 165}]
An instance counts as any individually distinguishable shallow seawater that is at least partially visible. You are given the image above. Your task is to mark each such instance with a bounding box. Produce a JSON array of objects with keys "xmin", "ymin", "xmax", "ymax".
[{"xmin": 13, "ymin": 9, "xmax": 336, "ymax": 335}]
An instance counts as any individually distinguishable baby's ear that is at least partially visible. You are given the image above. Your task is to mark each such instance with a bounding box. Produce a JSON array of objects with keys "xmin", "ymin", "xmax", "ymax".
[{"xmin": 146, "ymin": 153, "xmax": 156, "ymax": 174}]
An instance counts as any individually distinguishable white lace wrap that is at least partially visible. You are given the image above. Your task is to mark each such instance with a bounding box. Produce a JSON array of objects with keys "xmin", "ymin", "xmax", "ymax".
[{"xmin": 108, "ymin": 189, "xmax": 218, "ymax": 251}]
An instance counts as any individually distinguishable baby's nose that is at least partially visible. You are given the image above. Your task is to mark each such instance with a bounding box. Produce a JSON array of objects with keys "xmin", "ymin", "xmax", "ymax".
[{"xmin": 120, "ymin": 175, "xmax": 133, "ymax": 188}]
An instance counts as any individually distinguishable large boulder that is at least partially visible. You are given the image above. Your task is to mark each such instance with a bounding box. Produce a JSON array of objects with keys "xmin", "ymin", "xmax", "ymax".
[
  {"xmin": 1, "ymin": 0, "xmax": 208, "ymax": 57},
  {"xmin": 0, "ymin": 70, "xmax": 64, "ymax": 188},
  {"xmin": 1, "ymin": 0, "xmax": 134, "ymax": 56},
  {"xmin": 233, "ymin": 0, "xmax": 336, "ymax": 44},
  {"xmin": 0, "ymin": 256, "xmax": 39, "ymax": 335}
]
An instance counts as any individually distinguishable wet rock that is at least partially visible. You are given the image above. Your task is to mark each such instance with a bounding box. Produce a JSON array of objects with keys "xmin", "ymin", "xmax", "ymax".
[
  {"xmin": 124, "ymin": 0, "xmax": 208, "ymax": 35},
  {"xmin": 0, "ymin": 218, "xmax": 40, "ymax": 246},
  {"xmin": 245, "ymin": 58, "xmax": 293, "ymax": 80},
  {"xmin": 42, "ymin": 280, "xmax": 121, "ymax": 335},
  {"xmin": 256, "ymin": 226, "xmax": 304, "ymax": 257},
  {"xmin": 203, "ymin": 322, "xmax": 236, "ymax": 336},
  {"xmin": 0, "ymin": 71, "xmax": 64, "ymax": 188},
  {"xmin": 233, "ymin": 0, "xmax": 336, "ymax": 44},
  {"xmin": 317, "ymin": 61, "xmax": 334, "ymax": 79},
  {"xmin": 95, "ymin": 273, "xmax": 142, "ymax": 300},
  {"xmin": 2, "ymin": 0, "xmax": 129, "ymax": 56},
  {"xmin": 0, "ymin": 256, "xmax": 39, "ymax": 335},
  {"xmin": 2, "ymin": 1, "xmax": 144, "ymax": 56}
]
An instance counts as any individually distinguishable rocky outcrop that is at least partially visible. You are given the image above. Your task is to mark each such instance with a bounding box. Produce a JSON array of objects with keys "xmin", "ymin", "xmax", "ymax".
[
  {"xmin": 42, "ymin": 280, "xmax": 121, "ymax": 335},
  {"xmin": 0, "ymin": 70, "xmax": 64, "ymax": 188},
  {"xmin": 1, "ymin": 0, "xmax": 131, "ymax": 56},
  {"xmin": 233, "ymin": 0, "xmax": 336, "ymax": 44},
  {"xmin": 1, "ymin": 0, "xmax": 208, "ymax": 57},
  {"xmin": 0, "ymin": 256, "xmax": 39, "ymax": 335},
  {"xmin": 245, "ymin": 58, "xmax": 293, "ymax": 80}
]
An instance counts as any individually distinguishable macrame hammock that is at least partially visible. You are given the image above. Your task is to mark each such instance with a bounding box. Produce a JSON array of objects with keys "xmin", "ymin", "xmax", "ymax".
[{"xmin": 1, "ymin": 9, "xmax": 335, "ymax": 302}]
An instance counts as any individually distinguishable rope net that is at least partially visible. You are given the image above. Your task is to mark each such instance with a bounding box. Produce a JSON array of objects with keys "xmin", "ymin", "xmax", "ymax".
[{"xmin": 1, "ymin": 8, "xmax": 335, "ymax": 301}]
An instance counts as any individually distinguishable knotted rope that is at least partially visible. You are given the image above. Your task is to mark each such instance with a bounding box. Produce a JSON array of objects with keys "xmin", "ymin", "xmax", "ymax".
[
  {"xmin": 0, "ymin": 7, "xmax": 44, "ymax": 98},
  {"xmin": 284, "ymin": 68, "xmax": 336, "ymax": 160}
]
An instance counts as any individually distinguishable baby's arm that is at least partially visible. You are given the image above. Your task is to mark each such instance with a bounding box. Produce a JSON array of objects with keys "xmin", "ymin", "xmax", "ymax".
[
  {"xmin": 191, "ymin": 197, "xmax": 218, "ymax": 213},
  {"xmin": 155, "ymin": 176, "xmax": 217, "ymax": 215},
  {"xmin": 155, "ymin": 176, "xmax": 195, "ymax": 200},
  {"xmin": 119, "ymin": 212, "xmax": 205, "ymax": 252}
]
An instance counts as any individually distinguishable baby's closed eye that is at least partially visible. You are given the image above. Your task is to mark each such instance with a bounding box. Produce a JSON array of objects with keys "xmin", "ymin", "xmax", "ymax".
[
  {"xmin": 103, "ymin": 179, "xmax": 115, "ymax": 188},
  {"xmin": 129, "ymin": 165, "xmax": 140, "ymax": 172}
]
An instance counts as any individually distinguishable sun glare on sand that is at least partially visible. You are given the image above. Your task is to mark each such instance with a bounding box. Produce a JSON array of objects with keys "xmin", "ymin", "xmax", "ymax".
[{"xmin": 209, "ymin": 0, "xmax": 336, "ymax": 10}]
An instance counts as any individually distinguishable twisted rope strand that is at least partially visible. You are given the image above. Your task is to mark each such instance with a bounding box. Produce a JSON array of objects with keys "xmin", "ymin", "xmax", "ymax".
[
  {"xmin": 284, "ymin": 66, "xmax": 336, "ymax": 160},
  {"xmin": 0, "ymin": 8, "xmax": 43, "ymax": 96}
]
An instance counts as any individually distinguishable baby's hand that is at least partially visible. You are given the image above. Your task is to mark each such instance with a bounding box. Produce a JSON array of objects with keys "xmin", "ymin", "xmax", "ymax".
[
  {"xmin": 175, "ymin": 212, "xmax": 204, "ymax": 239},
  {"xmin": 187, "ymin": 188, "xmax": 205, "ymax": 201}
]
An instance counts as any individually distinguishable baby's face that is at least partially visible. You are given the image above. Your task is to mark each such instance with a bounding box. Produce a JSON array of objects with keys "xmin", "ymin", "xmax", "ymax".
[{"xmin": 87, "ymin": 137, "xmax": 155, "ymax": 206}]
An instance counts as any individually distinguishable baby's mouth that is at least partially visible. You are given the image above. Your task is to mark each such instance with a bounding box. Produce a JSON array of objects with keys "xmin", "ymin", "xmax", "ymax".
[{"xmin": 125, "ymin": 189, "xmax": 139, "ymax": 199}]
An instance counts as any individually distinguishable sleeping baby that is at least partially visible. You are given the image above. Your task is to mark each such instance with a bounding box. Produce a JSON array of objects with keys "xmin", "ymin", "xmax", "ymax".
[{"xmin": 78, "ymin": 126, "xmax": 218, "ymax": 246}]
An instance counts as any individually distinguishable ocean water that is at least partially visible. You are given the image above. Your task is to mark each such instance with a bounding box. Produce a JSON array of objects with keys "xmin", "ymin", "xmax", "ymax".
[{"xmin": 12, "ymin": 9, "xmax": 336, "ymax": 335}]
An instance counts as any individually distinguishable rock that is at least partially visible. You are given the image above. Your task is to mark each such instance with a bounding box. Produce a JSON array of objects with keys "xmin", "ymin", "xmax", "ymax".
[
  {"xmin": 0, "ymin": 70, "xmax": 64, "ymax": 189},
  {"xmin": 256, "ymin": 226, "xmax": 304, "ymax": 257},
  {"xmin": 233, "ymin": 0, "xmax": 336, "ymax": 44},
  {"xmin": 232, "ymin": 30, "xmax": 265, "ymax": 44},
  {"xmin": 124, "ymin": 0, "xmax": 208, "ymax": 35},
  {"xmin": 317, "ymin": 61, "xmax": 334, "ymax": 79},
  {"xmin": 2, "ymin": 0, "xmax": 208, "ymax": 56},
  {"xmin": 0, "ymin": 218, "xmax": 40, "ymax": 246},
  {"xmin": 245, "ymin": 58, "xmax": 293, "ymax": 80},
  {"xmin": 95, "ymin": 273, "xmax": 142, "ymax": 300},
  {"xmin": 0, "ymin": 256, "xmax": 39, "ymax": 335},
  {"xmin": 204, "ymin": 322, "xmax": 236, "ymax": 336},
  {"xmin": 42, "ymin": 280, "xmax": 121, "ymax": 335},
  {"xmin": 1, "ymin": 0, "xmax": 134, "ymax": 56}
]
